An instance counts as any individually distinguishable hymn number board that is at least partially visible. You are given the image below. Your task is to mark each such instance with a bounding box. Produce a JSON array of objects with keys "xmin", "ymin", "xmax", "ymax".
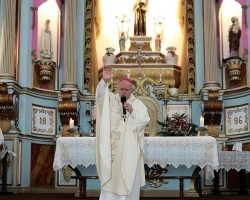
[
  {"xmin": 225, "ymin": 104, "xmax": 249, "ymax": 136},
  {"xmin": 31, "ymin": 104, "xmax": 57, "ymax": 136}
]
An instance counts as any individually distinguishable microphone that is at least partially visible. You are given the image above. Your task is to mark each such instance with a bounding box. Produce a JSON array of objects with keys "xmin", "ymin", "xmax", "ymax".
[{"xmin": 121, "ymin": 96, "xmax": 126, "ymax": 120}]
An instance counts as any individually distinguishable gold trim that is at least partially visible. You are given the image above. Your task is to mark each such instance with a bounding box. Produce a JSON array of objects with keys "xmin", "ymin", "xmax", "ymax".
[
  {"xmin": 83, "ymin": 0, "xmax": 93, "ymax": 92},
  {"xmin": 187, "ymin": 0, "xmax": 196, "ymax": 92}
]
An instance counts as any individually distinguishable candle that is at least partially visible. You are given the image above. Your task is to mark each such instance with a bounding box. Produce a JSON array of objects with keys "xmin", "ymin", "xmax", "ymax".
[
  {"xmin": 200, "ymin": 116, "xmax": 204, "ymax": 127},
  {"xmin": 69, "ymin": 118, "xmax": 74, "ymax": 129}
]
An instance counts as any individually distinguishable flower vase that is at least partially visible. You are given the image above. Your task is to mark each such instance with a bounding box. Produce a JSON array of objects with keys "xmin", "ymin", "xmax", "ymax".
[
  {"xmin": 102, "ymin": 47, "xmax": 116, "ymax": 65},
  {"xmin": 165, "ymin": 46, "xmax": 178, "ymax": 65}
]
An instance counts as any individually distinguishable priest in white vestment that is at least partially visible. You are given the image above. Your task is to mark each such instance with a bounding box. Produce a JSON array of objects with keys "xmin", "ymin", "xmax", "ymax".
[{"xmin": 96, "ymin": 65, "xmax": 150, "ymax": 200}]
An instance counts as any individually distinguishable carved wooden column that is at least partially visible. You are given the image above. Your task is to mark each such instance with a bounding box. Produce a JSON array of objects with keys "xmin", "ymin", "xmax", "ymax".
[
  {"xmin": 58, "ymin": 90, "xmax": 80, "ymax": 136},
  {"xmin": 61, "ymin": 0, "xmax": 78, "ymax": 90},
  {"xmin": 0, "ymin": 83, "xmax": 19, "ymax": 132},
  {"xmin": 203, "ymin": 0, "xmax": 220, "ymax": 89},
  {"xmin": 0, "ymin": 0, "xmax": 17, "ymax": 82},
  {"xmin": 202, "ymin": 89, "xmax": 223, "ymax": 137}
]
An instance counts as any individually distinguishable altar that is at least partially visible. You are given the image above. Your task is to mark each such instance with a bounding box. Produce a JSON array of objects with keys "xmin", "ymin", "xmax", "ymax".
[
  {"xmin": 53, "ymin": 136, "xmax": 218, "ymax": 171},
  {"xmin": 53, "ymin": 136, "xmax": 219, "ymax": 197}
]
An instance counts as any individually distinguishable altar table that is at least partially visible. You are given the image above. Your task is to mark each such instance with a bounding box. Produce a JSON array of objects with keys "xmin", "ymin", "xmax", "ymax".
[
  {"xmin": 213, "ymin": 151, "xmax": 250, "ymax": 195},
  {"xmin": 53, "ymin": 136, "xmax": 219, "ymax": 198},
  {"xmin": 53, "ymin": 136, "xmax": 219, "ymax": 175},
  {"xmin": 218, "ymin": 151, "xmax": 250, "ymax": 172}
]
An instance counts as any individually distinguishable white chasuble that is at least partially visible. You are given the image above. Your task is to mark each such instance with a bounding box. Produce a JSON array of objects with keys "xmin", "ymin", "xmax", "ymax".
[{"xmin": 96, "ymin": 83, "xmax": 150, "ymax": 200}]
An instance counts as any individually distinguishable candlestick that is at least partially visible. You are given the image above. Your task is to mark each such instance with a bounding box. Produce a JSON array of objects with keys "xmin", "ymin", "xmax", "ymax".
[
  {"xmin": 188, "ymin": 86, "xmax": 192, "ymax": 99},
  {"xmin": 200, "ymin": 116, "xmax": 204, "ymax": 127},
  {"xmin": 69, "ymin": 118, "xmax": 74, "ymax": 129},
  {"xmin": 91, "ymin": 101, "xmax": 95, "ymax": 121},
  {"xmin": 92, "ymin": 86, "xmax": 95, "ymax": 100}
]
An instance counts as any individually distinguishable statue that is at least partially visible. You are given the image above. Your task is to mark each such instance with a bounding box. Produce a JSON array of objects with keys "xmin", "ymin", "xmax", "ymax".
[
  {"xmin": 116, "ymin": 14, "xmax": 131, "ymax": 51},
  {"xmin": 119, "ymin": 32, "xmax": 126, "ymax": 51},
  {"xmin": 228, "ymin": 16, "xmax": 241, "ymax": 57},
  {"xmin": 155, "ymin": 33, "xmax": 161, "ymax": 52},
  {"xmin": 154, "ymin": 17, "xmax": 164, "ymax": 52},
  {"xmin": 133, "ymin": 0, "xmax": 148, "ymax": 36},
  {"xmin": 40, "ymin": 19, "xmax": 53, "ymax": 59}
]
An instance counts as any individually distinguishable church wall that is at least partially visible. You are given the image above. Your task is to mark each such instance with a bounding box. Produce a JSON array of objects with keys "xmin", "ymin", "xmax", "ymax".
[
  {"xmin": 194, "ymin": 0, "xmax": 205, "ymax": 93},
  {"xmin": 0, "ymin": 0, "xmax": 250, "ymax": 196},
  {"xmin": 19, "ymin": 0, "xmax": 33, "ymax": 87},
  {"xmin": 76, "ymin": 0, "xmax": 85, "ymax": 92}
]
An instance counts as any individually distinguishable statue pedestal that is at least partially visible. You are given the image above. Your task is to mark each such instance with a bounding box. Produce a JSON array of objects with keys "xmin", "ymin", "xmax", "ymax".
[{"xmin": 129, "ymin": 36, "xmax": 152, "ymax": 51}]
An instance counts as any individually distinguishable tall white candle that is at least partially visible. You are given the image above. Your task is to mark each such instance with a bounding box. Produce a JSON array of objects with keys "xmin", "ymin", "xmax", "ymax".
[
  {"xmin": 200, "ymin": 116, "xmax": 204, "ymax": 127},
  {"xmin": 69, "ymin": 118, "xmax": 74, "ymax": 129}
]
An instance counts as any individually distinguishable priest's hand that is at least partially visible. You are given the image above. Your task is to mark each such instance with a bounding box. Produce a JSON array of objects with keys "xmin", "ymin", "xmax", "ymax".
[
  {"xmin": 102, "ymin": 65, "xmax": 114, "ymax": 82},
  {"xmin": 123, "ymin": 102, "xmax": 133, "ymax": 114}
]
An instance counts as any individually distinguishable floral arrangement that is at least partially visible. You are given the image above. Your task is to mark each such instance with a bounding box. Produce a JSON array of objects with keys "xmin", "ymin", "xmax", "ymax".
[{"xmin": 157, "ymin": 113, "xmax": 198, "ymax": 136}]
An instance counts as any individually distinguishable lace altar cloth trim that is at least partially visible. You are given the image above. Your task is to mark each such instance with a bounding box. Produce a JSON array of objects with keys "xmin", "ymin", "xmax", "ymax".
[
  {"xmin": 218, "ymin": 151, "xmax": 250, "ymax": 172},
  {"xmin": 53, "ymin": 136, "xmax": 219, "ymax": 174}
]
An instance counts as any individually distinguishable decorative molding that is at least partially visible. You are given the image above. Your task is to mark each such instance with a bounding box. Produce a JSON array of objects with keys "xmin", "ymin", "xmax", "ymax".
[
  {"xmin": 137, "ymin": 96, "xmax": 160, "ymax": 135},
  {"xmin": 187, "ymin": 0, "xmax": 196, "ymax": 93},
  {"xmin": 83, "ymin": 0, "xmax": 93, "ymax": 92}
]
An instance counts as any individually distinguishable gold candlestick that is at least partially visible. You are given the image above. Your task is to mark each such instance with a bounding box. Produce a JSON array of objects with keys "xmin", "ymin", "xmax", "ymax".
[{"xmin": 199, "ymin": 127, "xmax": 206, "ymax": 136}]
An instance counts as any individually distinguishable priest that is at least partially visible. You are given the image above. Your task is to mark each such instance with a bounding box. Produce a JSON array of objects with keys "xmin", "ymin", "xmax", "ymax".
[{"xmin": 95, "ymin": 65, "xmax": 150, "ymax": 200}]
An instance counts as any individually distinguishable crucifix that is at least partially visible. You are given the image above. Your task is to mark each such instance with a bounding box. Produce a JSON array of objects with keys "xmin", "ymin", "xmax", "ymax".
[{"xmin": 136, "ymin": 44, "xmax": 143, "ymax": 78}]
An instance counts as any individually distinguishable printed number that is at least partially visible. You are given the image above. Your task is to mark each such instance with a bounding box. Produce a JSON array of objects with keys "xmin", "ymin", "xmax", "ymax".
[
  {"xmin": 40, "ymin": 117, "xmax": 46, "ymax": 125},
  {"xmin": 234, "ymin": 116, "xmax": 242, "ymax": 125}
]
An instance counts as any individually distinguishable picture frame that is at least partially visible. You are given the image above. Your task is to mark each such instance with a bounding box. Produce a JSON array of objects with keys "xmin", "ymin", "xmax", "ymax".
[
  {"xmin": 31, "ymin": 104, "xmax": 57, "ymax": 136},
  {"xmin": 225, "ymin": 104, "xmax": 249, "ymax": 136},
  {"xmin": 163, "ymin": 104, "xmax": 191, "ymax": 123}
]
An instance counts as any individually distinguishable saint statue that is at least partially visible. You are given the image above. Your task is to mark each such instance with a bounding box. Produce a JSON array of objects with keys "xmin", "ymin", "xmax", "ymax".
[
  {"xmin": 40, "ymin": 19, "xmax": 53, "ymax": 59},
  {"xmin": 116, "ymin": 14, "xmax": 130, "ymax": 51},
  {"xmin": 155, "ymin": 34, "xmax": 161, "ymax": 52},
  {"xmin": 133, "ymin": 0, "xmax": 148, "ymax": 36},
  {"xmin": 154, "ymin": 17, "xmax": 164, "ymax": 52},
  {"xmin": 228, "ymin": 16, "xmax": 241, "ymax": 57},
  {"xmin": 119, "ymin": 32, "xmax": 126, "ymax": 51}
]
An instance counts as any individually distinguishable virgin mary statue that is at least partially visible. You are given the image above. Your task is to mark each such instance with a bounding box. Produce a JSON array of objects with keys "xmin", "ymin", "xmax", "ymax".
[{"xmin": 40, "ymin": 19, "xmax": 53, "ymax": 59}]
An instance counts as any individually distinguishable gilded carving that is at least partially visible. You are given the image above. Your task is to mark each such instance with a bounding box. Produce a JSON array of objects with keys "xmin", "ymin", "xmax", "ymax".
[
  {"xmin": 62, "ymin": 165, "xmax": 73, "ymax": 182},
  {"xmin": 136, "ymin": 96, "xmax": 160, "ymax": 135},
  {"xmin": 83, "ymin": 0, "xmax": 93, "ymax": 92},
  {"xmin": 187, "ymin": 0, "xmax": 196, "ymax": 93}
]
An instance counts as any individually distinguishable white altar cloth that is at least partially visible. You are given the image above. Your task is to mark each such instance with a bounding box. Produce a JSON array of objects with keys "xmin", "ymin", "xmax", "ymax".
[
  {"xmin": 53, "ymin": 136, "xmax": 219, "ymax": 174},
  {"xmin": 218, "ymin": 151, "xmax": 250, "ymax": 172}
]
